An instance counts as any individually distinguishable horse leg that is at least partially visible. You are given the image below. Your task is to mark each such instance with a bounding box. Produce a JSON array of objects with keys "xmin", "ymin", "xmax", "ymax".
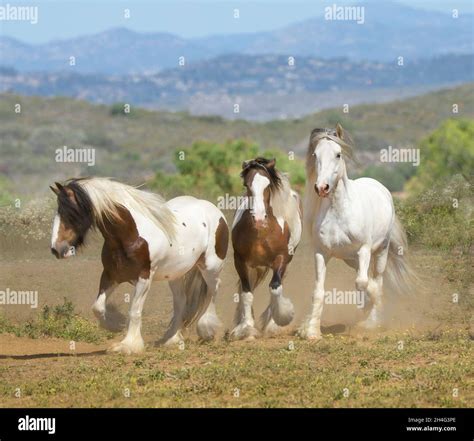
[
  {"xmin": 355, "ymin": 244, "xmax": 371, "ymax": 292},
  {"xmin": 196, "ymin": 266, "xmax": 223, "ymax": 341},
  {"xmin": 109, "ymin": 275, "xmax": 152, "ymax": 354},
  {"xmin": 299, "ymin": 251, "xmax": 329, "ymax": 340},
  {"xmin": 160, "ymin": 278, "xmax": 187, "ymax": 346},
  {"xmin": 92, "ymin": 271, "xmax": 125, "ymax": 332},
  {"xmin": 231, "ymin": 255, "xmax": 259, "ymax": 340},
  {"xmin": 360, "ymin": 246, "xmax": 388, "ymax": 329},
  {"xmin": 261, "ymin": 256, "xmax": 294, "ymax": 335}
]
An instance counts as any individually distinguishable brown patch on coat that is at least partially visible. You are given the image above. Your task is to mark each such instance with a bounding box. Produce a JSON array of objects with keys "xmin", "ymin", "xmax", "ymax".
[
  {"xmin": 233, "ymin": 159, "xmax": 297, "ymax": 292},
  {"xmin": 214, "ymin": 217, "xmax": 229, "ymax": 260},
  {"xmin": 232, "ymin": 209, "xmax": 292, "ymax": 269},
  {"xmin": 99, "ymin": 205, "xmax": 151, "ymax": 282}
]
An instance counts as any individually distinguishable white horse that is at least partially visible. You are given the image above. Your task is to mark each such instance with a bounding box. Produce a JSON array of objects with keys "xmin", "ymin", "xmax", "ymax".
[
  {"xmin": 50, "ymin": 177, "xmax": 229, "ymax": 354},
  {"xmin": 299, "ymin": 124, "xmax": 414, "ymax": 340}
]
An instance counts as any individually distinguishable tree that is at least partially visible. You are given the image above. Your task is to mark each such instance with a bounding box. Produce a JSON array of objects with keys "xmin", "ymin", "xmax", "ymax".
[
  {"xmin": 407, "ymin": 119, "xmax": 474, "ymax": 194},
  {"xmin": 150, "ymin": 140, "xmax": 305, "ymax": 198}
]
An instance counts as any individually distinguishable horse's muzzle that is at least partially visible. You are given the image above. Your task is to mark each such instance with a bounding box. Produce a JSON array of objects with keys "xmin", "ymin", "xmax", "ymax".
[{"xmin": 315, "ymin": 183, "xmax": 330, "ymax": 198}]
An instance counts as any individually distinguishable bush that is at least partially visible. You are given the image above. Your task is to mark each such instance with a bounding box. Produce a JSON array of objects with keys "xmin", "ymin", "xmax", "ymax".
[
  {"xmin": 396, "ymin": 175, "xmax": 472, "ymax": 253},
  {"xmin": 150, "ymin": 139, "xmax": 305, "ymax": 199},
  {"xmin": 0, "ymin": 197, "xmax": 53, "ymax": 243},
  {"xmin": 406, "ymin": 119, "xmax": 474, "ymax": 195},
  {"xmin": 110, "ymin": 102, "xmax": 131, "ymax": 117},
  {"xmin": 0, "ymin": 298, "xmax": 112, "ymax": 343},
  {"xmin": 356, "ymin": 163, "xmax": 416, "ymax": 192},
  {"xmin": 0, "ymin": 175, "xmax": 14, "ymax": 206}
]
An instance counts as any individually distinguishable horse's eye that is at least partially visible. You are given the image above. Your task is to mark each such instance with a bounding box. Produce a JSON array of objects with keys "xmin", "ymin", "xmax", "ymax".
[{"xmin": 336, "ymin": 153, "xmax": 342, "ymax": 159}]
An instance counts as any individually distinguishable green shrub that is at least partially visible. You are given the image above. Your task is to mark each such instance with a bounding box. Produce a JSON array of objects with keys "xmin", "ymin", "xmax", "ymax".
[
  {"xmin": 396, "ymin": 175, "xmax": 472, "ymax": 252},
  {"xmin": 407, "ymin": 119, "xmax": 474, "ymax": 195},
  {"xmin": 150, "ymin": 139, "xmax": 305, "ymax": 199},
  {"xmin": 356, "ymin": 163, "xmax": 416, "ymax": 192},
  {"xmin": 0, "ymin": 298, "xmax": 112, "ymax": 343}
]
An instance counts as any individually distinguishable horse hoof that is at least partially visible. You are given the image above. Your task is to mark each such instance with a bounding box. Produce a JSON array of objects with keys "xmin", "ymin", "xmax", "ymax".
[
  {"xmin": 108, "ymin": 340, "xmax": 145, "ymax": 354},
  {"xmin": 160, "ymin": 331, "xmax": 185, "ymax": 347},
  {"xmin": 230, "ymin": 325, "xmax": 259, "ymax": 341},
  {"xmin": 263, "ymin": 321, "xmax": 281, "ymax": 337},
  {"xmin": 297, "ymin": 326, "xmax": 322, "ymax": 341}
]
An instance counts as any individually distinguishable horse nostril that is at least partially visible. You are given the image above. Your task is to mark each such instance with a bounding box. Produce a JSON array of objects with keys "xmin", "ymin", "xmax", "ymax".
[
  {"xmin": 314, "ymin": 184, "xmax": 319, "ymax": 194},
  {"xmin": 324, "ymin": 184, "xmax": 330, "ymax": 192},
  {"xmin": 51, "ymin": 248, "xmax": 60, "ymax": 259}
]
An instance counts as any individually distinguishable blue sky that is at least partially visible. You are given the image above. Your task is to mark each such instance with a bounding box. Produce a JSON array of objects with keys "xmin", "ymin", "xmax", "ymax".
[{"xmin": 1, "ymin": 0, "xmax": 473, "ymax": 43}]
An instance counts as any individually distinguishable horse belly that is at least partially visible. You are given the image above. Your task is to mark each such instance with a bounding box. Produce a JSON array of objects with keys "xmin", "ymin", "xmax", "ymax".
[{"xmin": 155, "ymin": 212, "xmax": 208, "ymax": 280}]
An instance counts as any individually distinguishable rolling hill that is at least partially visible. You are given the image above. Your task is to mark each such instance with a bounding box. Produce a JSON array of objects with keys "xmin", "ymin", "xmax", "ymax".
[
  {"xmin": 1, "ymin": 54, "xmax": 471, "ymax": 121},
  {"xmin": 0, "ymin": 83, "xmax": 472, "ymax": 197}
]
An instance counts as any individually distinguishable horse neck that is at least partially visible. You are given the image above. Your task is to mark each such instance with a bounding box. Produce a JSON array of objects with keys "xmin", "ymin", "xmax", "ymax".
[
  {"xmin": 269, "ymin": 185, "xmax": 291, "ymax": 220},
  {"xmin": 96, "ymin": 206, "xmax": 136, "ymax": 246},
  {"xmin": 328, "ymin": 165, "xmax": 350, "ymax": 211}
]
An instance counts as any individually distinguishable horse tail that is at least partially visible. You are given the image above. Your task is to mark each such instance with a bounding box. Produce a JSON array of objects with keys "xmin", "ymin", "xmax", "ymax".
[
  {"xmin": 182, "ymin": 266, "xmax": 212, "ymax": 328},
  {"xmin": 385, "ymin": 215, "xmax": 417, "ymax": 295}
]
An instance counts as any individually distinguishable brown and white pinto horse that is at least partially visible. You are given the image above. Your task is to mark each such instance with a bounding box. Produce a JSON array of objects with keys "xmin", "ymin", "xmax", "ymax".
[
  {"xmin": 231, "ymin": 158, "xmax": 302, "ymax": 339},
  {"xmin": 50, "ymin": 177, "xmax": 229, "ymax": 354}
]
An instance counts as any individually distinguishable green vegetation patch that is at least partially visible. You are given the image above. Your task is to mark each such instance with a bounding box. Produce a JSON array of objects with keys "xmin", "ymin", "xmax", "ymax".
[{"xmin": 0, "ymin": 298, "xmax": 112, "ymax": 344}]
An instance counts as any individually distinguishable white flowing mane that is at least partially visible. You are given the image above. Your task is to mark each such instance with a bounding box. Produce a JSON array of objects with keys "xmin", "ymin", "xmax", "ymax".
[
  {"xmin": 270, "ymin": 172, "xmax": 302, "ymax": 239},
  {"xmin": 76, "ymin": 177, "xmax": 177, "ymax": 240}
]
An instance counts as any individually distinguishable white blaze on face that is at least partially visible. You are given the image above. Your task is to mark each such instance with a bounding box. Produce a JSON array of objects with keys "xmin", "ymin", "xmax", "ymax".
[
  {"xmin": 250, "ymin": 173, "xmax": 270, "ymax": 222},
  {"xmin": 51, "ymin": 213, "xmax": 60, "ymax": 248},
  {"xmin": 315, "ymin": 139, "xmax": 342, "ymax": 192}
]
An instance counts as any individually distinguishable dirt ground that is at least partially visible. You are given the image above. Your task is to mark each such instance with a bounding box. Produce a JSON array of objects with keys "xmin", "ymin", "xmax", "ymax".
[{"xmin": 0, "ymin": 237, "xmax": 472, "ymax": 407}]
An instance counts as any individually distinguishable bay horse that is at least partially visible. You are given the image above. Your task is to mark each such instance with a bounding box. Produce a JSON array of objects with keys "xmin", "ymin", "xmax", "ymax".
[
  {"xmin": 299, "ymin": 124, "xmax": 414, "ymax": 340},
  {"xmin": 231, "ymin": 157, "xmax": 302, "ymax": 339},
  {"xmin": 50, "ymin": 177, "xmax": 229, "ymax": 354}
]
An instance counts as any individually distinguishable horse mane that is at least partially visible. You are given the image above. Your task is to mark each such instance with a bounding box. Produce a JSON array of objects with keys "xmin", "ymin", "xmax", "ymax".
[
  {"xmin": 241, "ymin": 157, "xmax": 282, "ymax": 190},
  {"xmin": 64, "ymin": 177, "xmax": 177, "ymax": 240},
  {"xmin": 269, "ymin": 173, "xmax": 302, "ymax": 241},
  {"xmin": 304, "ymin": 125, "xmax": 355, "ymax": 232},
  {"xmin": 242, "ymin": 157, "xmax": 301, "ymax": 238},
  {"xmin": 57, "ymin": 180, "xmax": 94, "ymax": 247}
]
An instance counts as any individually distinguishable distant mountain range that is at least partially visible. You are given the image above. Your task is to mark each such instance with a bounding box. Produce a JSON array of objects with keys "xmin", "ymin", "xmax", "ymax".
[
  {"xmin": 0, "ymin": 2, "xmax": 472, "ymax": 75},
  {"xmin": 1, "ymin": 53, "xmax": 471, "ymax": 120}
]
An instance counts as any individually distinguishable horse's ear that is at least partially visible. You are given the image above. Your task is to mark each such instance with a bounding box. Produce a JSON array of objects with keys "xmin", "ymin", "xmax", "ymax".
[
  {"xmin": 335, "ymin": 123, "xmax": 344, "ymax": 139},
  {"xmin": 49, "ymin": 185, "xmax": 60, "ymax": 195},
  {"xmin": 54, "ymin": 182, "xmax": 65, "ymax": 192},
  {"xmin": 242, "ymin": 160, "xmax": 250, "ymax": 170},
  {"xmin": 267, "ymin": 158, "xmax": 276, "ymax": 169}
]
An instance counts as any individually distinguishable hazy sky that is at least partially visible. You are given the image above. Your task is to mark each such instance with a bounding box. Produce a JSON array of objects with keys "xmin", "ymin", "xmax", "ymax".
[{"xmin": 1, "ymin": 0, "xmax": 473, "ymax": 43}]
